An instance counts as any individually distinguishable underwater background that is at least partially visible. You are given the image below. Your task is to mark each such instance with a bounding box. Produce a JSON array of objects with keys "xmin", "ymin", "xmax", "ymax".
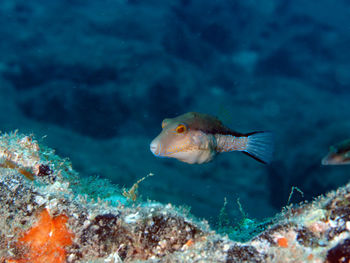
[{"xmin": 0, "ymin": 0, "xmax": 349, "ymax": 226}]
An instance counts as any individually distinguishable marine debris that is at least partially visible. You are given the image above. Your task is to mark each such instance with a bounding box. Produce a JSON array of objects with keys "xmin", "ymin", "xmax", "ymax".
[{"xmin": 1, "ymin": 131, "xmax": 350, "ymax": 262}]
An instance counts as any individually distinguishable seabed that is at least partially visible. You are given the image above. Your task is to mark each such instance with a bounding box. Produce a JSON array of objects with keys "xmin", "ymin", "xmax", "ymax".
[{"xmin": 0, "ymin": 131, "xmax": 349, "ymax": 262}]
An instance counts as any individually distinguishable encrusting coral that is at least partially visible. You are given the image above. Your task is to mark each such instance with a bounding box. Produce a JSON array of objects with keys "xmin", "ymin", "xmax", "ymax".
[{"xmin": 1, "ymin": 131, "xmax": 350, "ymax": 262}]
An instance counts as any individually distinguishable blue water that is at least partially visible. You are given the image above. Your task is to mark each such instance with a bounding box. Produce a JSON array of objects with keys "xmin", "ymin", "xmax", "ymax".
[{"xmin": 1, "ymin": 0, "xmax": 350, "ymax": 227}]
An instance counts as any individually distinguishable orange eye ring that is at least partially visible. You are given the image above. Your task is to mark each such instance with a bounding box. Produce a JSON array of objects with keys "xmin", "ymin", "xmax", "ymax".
[{"xmin": 176, "ymin": 124, "xmax": 187, "ymax": 133}]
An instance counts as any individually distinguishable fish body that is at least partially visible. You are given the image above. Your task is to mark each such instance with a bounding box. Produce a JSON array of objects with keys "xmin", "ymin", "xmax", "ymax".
[
  {"xmin": 322, "ymin": 139, "xmax": 350, "ymax": 165},
  {"xmin": 150, "ymin": 112, "xmax": 273, "ymax": 164}
]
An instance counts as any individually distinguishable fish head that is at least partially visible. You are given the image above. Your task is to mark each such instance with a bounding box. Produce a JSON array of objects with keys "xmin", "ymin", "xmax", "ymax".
[
  {"xmin": 150, "ymin": 113, "xmax": 216, "ymax": 164},
  {"xmin": 322, "ymin": 145, "xmax": 350, "ymax": 165}
]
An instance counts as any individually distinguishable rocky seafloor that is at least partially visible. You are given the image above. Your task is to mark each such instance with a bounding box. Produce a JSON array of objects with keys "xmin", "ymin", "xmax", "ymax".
[{"xmin": 1, "ymin": 132, "xmax": 350, "ymax": 263}]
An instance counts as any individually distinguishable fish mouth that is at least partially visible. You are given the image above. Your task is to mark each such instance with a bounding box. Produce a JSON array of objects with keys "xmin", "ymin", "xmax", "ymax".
[
  {"xmin": 150, "ymin": 141, "xmax": 161, "ymax": 156},
  {"xmin": 150, "ymin": 141, "xmax": 195, "ymax": 157},
  {"xmin": 321, "ymin": 156, "xmax": 331, "ymax": 165},
  {"xmin": 150, "ymin": 141, "xmax": 168, "ymax": 157}
]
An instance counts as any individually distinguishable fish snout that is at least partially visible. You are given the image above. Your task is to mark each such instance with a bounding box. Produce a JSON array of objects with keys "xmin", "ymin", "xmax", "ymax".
[{"xmin": 150, "ymin": 140, "xmax": 160, "ymax": 156}]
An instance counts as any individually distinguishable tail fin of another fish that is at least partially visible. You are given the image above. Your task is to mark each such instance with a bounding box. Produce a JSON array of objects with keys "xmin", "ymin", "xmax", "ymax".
[{"xmin": 243, "ymin": 131, "xmax": 274, "ymax": 164}]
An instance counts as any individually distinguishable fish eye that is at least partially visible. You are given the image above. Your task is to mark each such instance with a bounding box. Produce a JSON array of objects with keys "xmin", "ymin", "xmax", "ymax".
[{"xmin": 176, "ymin": 124, "xmax": 187, "ymax": 133}]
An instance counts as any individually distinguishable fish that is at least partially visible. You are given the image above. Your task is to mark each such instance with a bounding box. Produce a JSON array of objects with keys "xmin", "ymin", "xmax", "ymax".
[
  {"xmin": 150, "ymin": 112, "xmax": 273, "ymax": 164},
  {"xmin": 322, "ymin": 139, "xmax": 350, "ymax": 165}
]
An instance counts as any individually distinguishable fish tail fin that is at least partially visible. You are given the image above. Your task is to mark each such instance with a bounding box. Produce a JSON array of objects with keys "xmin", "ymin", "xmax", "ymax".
[{"xmin": 243, "ymin": 131, "xmax": 274, "ymax": 164}]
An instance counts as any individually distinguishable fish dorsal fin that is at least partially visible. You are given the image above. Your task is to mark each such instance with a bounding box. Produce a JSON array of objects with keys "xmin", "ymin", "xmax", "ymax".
[{"xmin": 183, "ymin": 112, "xmax": 241, "ymax": 136}]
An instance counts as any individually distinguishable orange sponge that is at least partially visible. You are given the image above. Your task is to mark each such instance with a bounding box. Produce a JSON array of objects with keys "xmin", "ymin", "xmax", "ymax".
[
  {"xmin": 10, "ymin": 208, "xmax": 74, "ymax": 263},
  {"xmin": 277, "ymin": 237, "xmax": 288, "ymax": 248}
]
